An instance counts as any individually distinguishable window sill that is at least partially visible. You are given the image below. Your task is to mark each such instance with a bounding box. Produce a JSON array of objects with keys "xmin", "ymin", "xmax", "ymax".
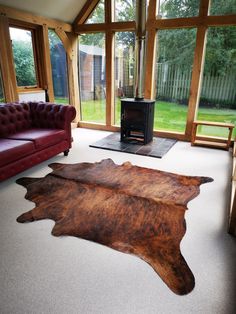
[{"xmin": 17, "ymin": 88, "xmax": 45, "ymax": 94}]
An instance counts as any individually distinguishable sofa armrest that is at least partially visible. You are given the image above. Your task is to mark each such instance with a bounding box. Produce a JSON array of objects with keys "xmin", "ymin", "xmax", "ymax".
[{"xmin": 29, "ymin": 102, "xmax": 76, "ymax": 130}]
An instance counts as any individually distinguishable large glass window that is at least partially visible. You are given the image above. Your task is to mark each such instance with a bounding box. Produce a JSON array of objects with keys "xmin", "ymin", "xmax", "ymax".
[
  {"xmin": 114, "ymin": 32, "xmax": 135, "ymax": 125},
  {"xmin": 115, "ymin": 0, "xmax": 136, "ymax": 21},
  {"xmin": 78, "ymin": 33, "xmax": 106, "ymax": 124},
  {"xmin": 86, "ymin": 0, "xmax": 105, "ymax": 24},
  {"xmin": 158, "ymin": 0, "xmax": 200, "ymax": 19},
  {"xmin": 197, "ymin": 26, "xmax": 236, "ymax": 137},
  {"xmin": 10, "ymin": 27, "xmax": 37, "ymax": 87},
  {"xmin": 209, "ymin": 0, "xmax": 236, "ymax": 16},
  {"xmin": 0, "ymin": 70, "xmax": 4, "ymax": 102},
  {"xmin": 48, "ymin": 30, "xmax": 69, "ymax": 104},
  {"xmin": 155, "ymin": 28, "xmax": 197, "ymax": 132}
]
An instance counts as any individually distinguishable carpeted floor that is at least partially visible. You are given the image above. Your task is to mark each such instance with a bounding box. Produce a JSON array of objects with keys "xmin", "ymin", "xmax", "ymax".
[
  {"xmin": 90, "ymin": 132, "xmax": 177, "ymax": 158},
  {"xmin": 0, "ymin": 128, "xmax": 235, "ymax": 314}
]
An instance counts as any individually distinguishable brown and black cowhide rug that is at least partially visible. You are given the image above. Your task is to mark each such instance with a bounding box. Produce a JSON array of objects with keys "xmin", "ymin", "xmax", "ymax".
[{"xmin": 16, "ymin": 159, "xmax": 213, "ymax": 295}]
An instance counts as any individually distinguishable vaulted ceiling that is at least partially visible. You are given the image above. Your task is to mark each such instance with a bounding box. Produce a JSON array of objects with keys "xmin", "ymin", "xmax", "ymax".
[{"xmin": 0, "ymin": 0, "xmax": 87, "ymax": 23}]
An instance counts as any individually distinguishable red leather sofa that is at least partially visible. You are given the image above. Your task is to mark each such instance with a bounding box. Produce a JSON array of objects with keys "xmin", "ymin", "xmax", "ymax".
[{"xmin": 0, "ymin": 101, "xmax": 76, "ymax": 181}]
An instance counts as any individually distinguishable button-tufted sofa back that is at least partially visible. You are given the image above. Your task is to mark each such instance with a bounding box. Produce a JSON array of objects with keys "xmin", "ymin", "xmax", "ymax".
[
  {"xmin": 0, "ymin": 103, "xmax": 32, "ymax": 137},
  {"xmin": 29, "ymin": 102, "xmax": 71, "ymax": 129},
  {"xmin": 0, "ymin": 101, "xmax": 76, "ymax": 138}
]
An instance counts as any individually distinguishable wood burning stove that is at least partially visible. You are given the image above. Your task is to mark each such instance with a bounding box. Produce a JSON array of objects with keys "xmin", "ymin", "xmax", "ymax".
[
  {"xmin": 120, "ymin": 98, "xmax": 155, "ymax": 144},
  {"xmin": 120, "ymin": 0, "xmax": 155, "ymax": 145}
]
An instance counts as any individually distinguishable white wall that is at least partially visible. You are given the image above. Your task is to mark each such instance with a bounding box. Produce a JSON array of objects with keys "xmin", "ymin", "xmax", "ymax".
[{"xmin": 18, "ymin": 90, "xmax": 45, "ymax": 102}]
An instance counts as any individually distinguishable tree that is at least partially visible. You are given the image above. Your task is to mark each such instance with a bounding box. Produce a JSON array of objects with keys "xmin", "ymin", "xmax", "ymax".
[
  {"xmin": 159, "ymin": 0, "xmax": 199, "ymax": 18},
  {"xmin": 159, "ymin": 0, "xmax": 236, "ymax": 18},
  {"xmin": 11, "ymin": 39, "xmax": 37, "ymax": 86},
  {"xmin": 78, "ymin": 0, "xmax": 236, "ymax": 106},
  {"xmin": 115, "ymin": 0, "xmax": 135, "ymax": 21},
  {"xmin": 79, "ymin": 33, "xmax": 105, "ymax": 48},
  {"xmin": 80, "ymin": 0, "xmax": 135, "ymax": 48},
  {"xmin": 157, "ymin": 0, "xmax": 236, "ymax": 75},
  {"xmin": 210, "ymin": 0, "xmax": 236, "ymax": 15},
  {"xmin": 86, "ymin": 0, "xmax": 105, "ymax": 23},
  {"xmin": 204, "ymin": 26, "xmax": 236, "ymax": 75},
  {"xmin": 157, "ymin": 28, "xmax": 196, "ymax": 67}
]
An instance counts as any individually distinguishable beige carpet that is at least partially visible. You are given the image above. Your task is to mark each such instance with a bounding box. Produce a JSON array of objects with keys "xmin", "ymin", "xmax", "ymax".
[{"xmin": 0, "ymin": 128, "xmax": 235, "ymax": 314}]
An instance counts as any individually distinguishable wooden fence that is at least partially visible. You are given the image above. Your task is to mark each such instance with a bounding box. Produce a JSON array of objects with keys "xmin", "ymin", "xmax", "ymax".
[{"xmin": 156, "ymin": 63, "xmax": 236, "ymax": 107}]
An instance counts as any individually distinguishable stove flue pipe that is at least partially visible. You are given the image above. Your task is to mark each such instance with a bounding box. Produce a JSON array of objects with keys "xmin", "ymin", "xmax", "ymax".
[{"xmin": 134, "ymin": 0, "xmax": 147, "ymax": 101}]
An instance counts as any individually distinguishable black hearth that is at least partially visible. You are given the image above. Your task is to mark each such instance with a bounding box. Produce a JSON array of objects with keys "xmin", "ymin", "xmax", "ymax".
[{"xmin": 120, "ymin": 98, "xmax": 155, "ymax": 144}]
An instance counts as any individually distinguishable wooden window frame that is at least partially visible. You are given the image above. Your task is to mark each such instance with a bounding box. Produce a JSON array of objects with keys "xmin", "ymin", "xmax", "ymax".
[
  {"xmin": 74, "ymin": 0, "xmax": 236, "ymax": 140},
  {"xmin": 0, "ymin": 65, "xmax": 5, "ymax": 101},
  {"xmin": 0, "ymin": 5, "xmax": 80, "ymax": 118},
  {"xmin": 75, "ymin": 0, "xmax": 135, "ymax": 131},
  {"xmin": 9, "ymin": 21, "xmax": 43, "ymax": 92},
  {"xmin": 0, "ymin": 1, "xmax": 235, "ymax": 131}
]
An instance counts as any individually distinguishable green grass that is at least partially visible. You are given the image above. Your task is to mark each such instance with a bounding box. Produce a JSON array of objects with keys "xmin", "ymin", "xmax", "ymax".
[
  {"xmin": 81, "ymin": 99, "xmax": 106, "ymax": 124},
  {"xmin": 197, "ymin": 106, "xmax": 236, "ymax": 137},
  {"xmin": 155, "ymin": 101, "xmax": 236, "ymax": 137},
  {"xmin": 153, "ymin": 101, "xmax": 188, "ymax": 132},
  {"xmin": 114, "ymin": 100, "xmax": 187, "ymax": 132},
  {"xmin": 54, "ymin": 97, "xmax": 69, "ymax": 105},
  {"xmin": 78, "ymin": 99, "xmax": 236, "ymax": 137}
]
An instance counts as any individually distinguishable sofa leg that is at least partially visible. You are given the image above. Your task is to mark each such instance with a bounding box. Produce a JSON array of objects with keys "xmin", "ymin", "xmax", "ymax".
[{"xmin": 64, "ymin": 150, "xmax": 69, "ymax": 156}]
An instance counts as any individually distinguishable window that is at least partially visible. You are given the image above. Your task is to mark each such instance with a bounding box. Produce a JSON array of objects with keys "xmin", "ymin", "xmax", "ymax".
[
  {"xmin": 115, "ymin": 0, "xmax": 136, "ymax": 21},
  {"xmin": 86, "ymin": 0, "xmax": 105, "ymax": 24},
  {"xmin": 155, "ymin": 28, "xmax": 197, "ymax": 132},
  {"xmin": 0, "ymin": 69, "xmax": 4, "ymax": 102},
  {"xmin": 75, "ymin": 0, "xmax": 236, "ymax": 143},
  {"xmin": 9, "ymin": 27, "xmax": 37, "ymax": 88},
  {"xmin": 48, "ymin": 30, "xmax": 69, "ymax": 104},
  {"xmin": 158, "ymin": 0, "xmax": 200, "ymax": 19},
  {"xmin": 78, "ymin": 33, "xmax": 106, "ymax": 124},
  {"xmin": 209, "ymin": 0, "xmax": 236, "ymax": 16},
  {"xmin": 197, "ymin": 26, "xmax": 236, "ymax": 137},
  {"xmin": 114, "ymin": 32, "xmax": 135, "ymax": 125}
]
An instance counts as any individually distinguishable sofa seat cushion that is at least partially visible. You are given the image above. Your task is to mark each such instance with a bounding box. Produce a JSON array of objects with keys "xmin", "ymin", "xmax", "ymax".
[
  {"xmin": 7, "ymin": 128, "xmax": 67, "ymax": 149},
  {"xmin": 0, "ymin": 139, "xmax": 35, "ymax": 167}
]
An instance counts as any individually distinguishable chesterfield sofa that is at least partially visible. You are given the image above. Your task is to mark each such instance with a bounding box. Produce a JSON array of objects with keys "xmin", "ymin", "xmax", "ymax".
[{"xmin": 0, "ymin": 101, "xmax": 76, "ymax": 181}]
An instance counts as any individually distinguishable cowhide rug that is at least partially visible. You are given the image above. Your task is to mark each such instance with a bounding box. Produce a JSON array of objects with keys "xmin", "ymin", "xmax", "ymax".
[{"xmin": 16, "ymin": 159, "xmax": 213, "ymax": 295}]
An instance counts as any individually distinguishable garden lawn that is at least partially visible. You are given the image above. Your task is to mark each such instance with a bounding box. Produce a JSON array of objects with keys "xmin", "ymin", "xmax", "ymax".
[
  {"xmin": 55, "ymin": 97, "xmax": 70, "ymax": 105},
  {"xmin": 64, "ymin": 99, "xmax": 236, "ymax": 138}
]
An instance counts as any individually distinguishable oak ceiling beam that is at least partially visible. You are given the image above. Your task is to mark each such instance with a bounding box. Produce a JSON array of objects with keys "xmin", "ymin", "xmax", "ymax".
[
  {"xmin": 148, "ymin": 17, "xmax": 200, "ymax": 29},
  {"xmin": 74, "ymin": 21, "xmax": 135, "ymax": 34},
  {"xmin": 73, "ymin": 0, "xmax": 100, "ymax": 26},
  {"xmin": 55, "ymin": 28, "xmax": 73, "ymax": 59},
  {"xmin": 66, "ymin": 33, "xmax": 81, "ymax": 122},
  {"xmin": 206, "ymin": 15, "xmax": 236, "ymax": 26},
  {"xmin": 148, "ymin": 15, "xmax": 236, "ymax": 31},
  {"xmin": 40, "ymin": 24, "xmax": 55, "ymax": 102},
  {"xmin": 0, "ymin": 4, "xmax": 72, "ymax": 32}
]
